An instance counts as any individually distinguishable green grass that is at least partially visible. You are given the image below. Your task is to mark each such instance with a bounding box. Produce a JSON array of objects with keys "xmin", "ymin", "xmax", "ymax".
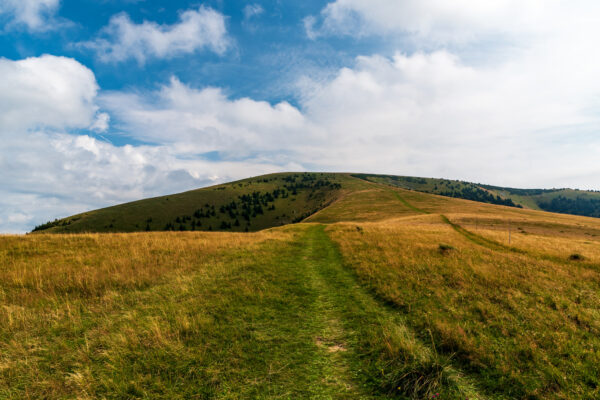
[
  {"xmin": 1, "ymin": 227, "xmax": 357, "ymax": 398},
  {"xmin": 303, "ymin": 225, "xmax": 482, "ymax": 399}
]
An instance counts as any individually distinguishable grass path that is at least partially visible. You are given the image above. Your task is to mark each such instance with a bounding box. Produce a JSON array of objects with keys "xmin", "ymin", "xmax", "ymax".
[
  {"xmin": 439, "ymin": 214, "xmax": 600, "ymax": 274},
  {"xmin": 295, "ymin": 225, "xmax": 375, "ymax": 399},
  {"xmin": 298, "ymin": 225, "xmax": 484, "ymax": 400},
  {"xmin": 388, "ymin": 189, "xmax": 430, "ymax": 214},
  {"xmin": 440, "ymin": 214, "xmax": 518, "ymax": 252}
]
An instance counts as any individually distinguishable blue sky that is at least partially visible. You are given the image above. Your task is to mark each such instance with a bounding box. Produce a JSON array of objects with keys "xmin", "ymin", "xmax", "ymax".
[
  {"xmin": 2, "ymin": 0, "xmax": 600, "ymax": 232},
  {"xmin": 3, "ymin": 1, "xmax": 366, "ymax": 103}
]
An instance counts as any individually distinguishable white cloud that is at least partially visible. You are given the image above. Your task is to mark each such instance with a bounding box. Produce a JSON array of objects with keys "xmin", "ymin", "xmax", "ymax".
[
  {"xmin": 82, "ymin": 6, "xmax": 230, "ymax": 64},
  {"xmin": 294, "ymin": 0, "xmax": 600, "ymax": 189},
  {"xmin": 0, "ymin": 130, "xmax": 291, "ymax": 233},
  {"xmin": 305, "ymin": 0, "xmax": 600, "ymax": 46},
  {"xmin": 101, "ymin": 77, "xmax": 308, "ymax": 157},
  {"xmin": 296, "ymin": 48, "xmax": 600, "ymax": 188},
  {"xmin": 90, "ymin": 112, "xmax": 110, "ymax": 133},
  {"xmin": 0, "ymin": 0, "xmax": 61, "ymax": 32},
  {"xmin": 99, "ymin": 37, "xmax": 600, "ymax": 192},
  {"xmin": 0, "ymin": 55, "xmax": 101, "ymax": 131}
]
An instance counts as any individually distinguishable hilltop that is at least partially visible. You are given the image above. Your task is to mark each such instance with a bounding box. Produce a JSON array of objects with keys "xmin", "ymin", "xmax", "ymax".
[{"xmin": 31, "ymin": 172, "xmax": 600, "ymax": 234}]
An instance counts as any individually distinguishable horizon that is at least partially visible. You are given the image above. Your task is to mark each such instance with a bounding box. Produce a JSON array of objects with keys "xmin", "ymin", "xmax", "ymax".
[{"xmin": 2, "ymin": 0, "xmax": 600, "ymax": 232}]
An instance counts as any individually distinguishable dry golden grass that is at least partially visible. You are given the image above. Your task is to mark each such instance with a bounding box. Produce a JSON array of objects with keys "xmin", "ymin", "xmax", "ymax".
[
  {"xmin": 309, "ymin": 183, "xmax": 551, "ymax": 224},
  {"xmin": 0, "ymin": 230, "xmax": 298, "ymax": 399},
  {"xmin": 327, "ymin": 211, "xmax": 600, "ymax": 399},
  {"xmin": 449, "ymin": 212, "xmax": 600, "ymax": 238},
  {"xmin": 308, "ymin": 188, "xmax": 417, "ymax": 223},
  {"xmin": 0, "ymin": 231, "xmax": 280, "ymax": 302},
  {"xmin": 444, "ymin": 210, "xmax": 600, "ymax": 265},
  {"xmin": 468, "ymin": 225, "xmax": 600, "ymax": 262}
]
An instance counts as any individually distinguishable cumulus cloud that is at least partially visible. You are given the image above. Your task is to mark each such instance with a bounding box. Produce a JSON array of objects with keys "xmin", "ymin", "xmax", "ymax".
[
  {"xmin": 90, "ymin": 112, "xmax": 110, "ymax": 133},
  {"xmin": 295, "ymin": 0, "xmax": 600, "ymax": 187},
  {"xmin": 0, "ymin": 0, "xmax": 61, "ymax": 32},
  {"xmin": 297, "ymin": 51, "xmax": 600, "ymax": 185},
  {"xmin": 0, "ymin": 55, "xmax": 102, "ymax": 131},
  {"xmin": 100, "ymin": 77, "xmax": 309, "ymax": 157},
  {"xmin": 82, "ymin": 6, "xmax": 230, "ymax": 64},
  {"xmin": 100, "ymin": 40, "xmax": 600, "ymax": 191},
  {"xmin": 305, "ymin": 0, "xmax": 600, "ymax": 46}
]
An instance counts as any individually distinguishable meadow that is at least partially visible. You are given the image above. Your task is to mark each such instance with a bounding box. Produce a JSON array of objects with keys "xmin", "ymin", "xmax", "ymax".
[
  {"xmin": 2, "ymin": 175, "xmax": 600, "ymax": 399},
  {"xmin": 354, "ymin": 173, "xmax": 600, "ymax": 217}
]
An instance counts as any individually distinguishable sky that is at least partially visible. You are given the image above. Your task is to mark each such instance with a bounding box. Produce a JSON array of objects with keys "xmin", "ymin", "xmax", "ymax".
[{"xmin": 1, "ymin": 0, "xmax": 600, "ymax": 233}]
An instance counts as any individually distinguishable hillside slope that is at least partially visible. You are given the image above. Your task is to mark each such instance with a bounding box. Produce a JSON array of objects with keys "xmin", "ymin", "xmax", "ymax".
[
  {"xmin": 32, "ymin": 173, "xmax": 358, "ymax": 233},
  {"xmin": 354, "ymin": 173, "xmax": 600, "ymax": 217}
]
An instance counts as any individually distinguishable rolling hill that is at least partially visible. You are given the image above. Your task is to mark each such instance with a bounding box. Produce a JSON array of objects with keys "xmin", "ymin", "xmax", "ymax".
[
  {"xmin": 31, "ymin": 172, "xmax": 600, "ymax": 234},
  {"xmin": 32, "ymin": 172, "xmax": 350, "ymax": 233},
  {"xmin": 4, "ymin": 172, "xmax": 600, "ymax": 398},
  {"xmin": 354, "ymin": 173, "xmax": 600, "ymax": 217}
]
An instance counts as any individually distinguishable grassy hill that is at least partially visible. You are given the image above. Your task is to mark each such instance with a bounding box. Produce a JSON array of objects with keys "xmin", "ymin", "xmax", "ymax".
[
  {"xmin": 32, "ymin": 172, "xmax": 352, "ymax": 233},
  {"xmin": 5, "ymin": 173, "xmax": 600, "ymax": 398},
  {"xmin": 354, "ymin": 173, "xmax": 600, "ymax": 217},
  {"xmin": 33, "ymin": 172, "xmax": 600, "ymax": 235}
]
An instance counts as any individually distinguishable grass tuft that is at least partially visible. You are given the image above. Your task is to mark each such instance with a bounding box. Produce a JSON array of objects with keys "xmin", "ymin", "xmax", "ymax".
[
  {"xmin": 438, "ymin": 244, "xmax": 455, "ymax": 254},
  {"xmin": 569, "ymin": 253, "xmax": 585, "ymax": 261}
]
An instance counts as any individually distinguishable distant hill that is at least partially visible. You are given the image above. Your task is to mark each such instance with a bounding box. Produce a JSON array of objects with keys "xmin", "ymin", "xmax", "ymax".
[
  {"xmin": 32, "ymin": 172, "xmax": 600, "ymax": 233},
  {"xmin": 32, "ymin": 173, "xmax": 350, "ymax": 233},
  {"xmin": 353, "ymin": 173, "xmax": 600, "ymax": 218}
]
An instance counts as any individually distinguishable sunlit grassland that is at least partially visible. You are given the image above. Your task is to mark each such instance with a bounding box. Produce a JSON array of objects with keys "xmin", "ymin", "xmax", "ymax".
[
  {"xmin": 307, "ymin": 187, "xmax": 417, "ymax": 223},
  {"xmin": 0, "ymin": 230, "xmax": 316, "ymax": 398},
  {"xmin": 309, "ymin": 182, "xmax": 562, "ymax": 224},
  {"xmin": 0, "ymin": 225, "xmax": 483, "ymax": 399},
  {"xmin": 0, "ymin": 232, "xmax": 273, "ymax": 298},
  {"xmin": 4, "ymin": 179, "xmax": 600, "ymax": 399},
  {"xmin": 354, "ymin": 173, "xmax": 600, "ymax": 217},
  {"xmin": 327, "ymin": 213, "xmax": 600, "ymax": 399},
  {"xmin": 480, "ymin": 228, "xmax": 600, "ymax": 262},
  {"xmin": 3, "ymin": 223, "xmax": 473, "ymax": 399},
  {"xmin": 444, "ymin": 212, "xmax": 600, "ymax": 265}
]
